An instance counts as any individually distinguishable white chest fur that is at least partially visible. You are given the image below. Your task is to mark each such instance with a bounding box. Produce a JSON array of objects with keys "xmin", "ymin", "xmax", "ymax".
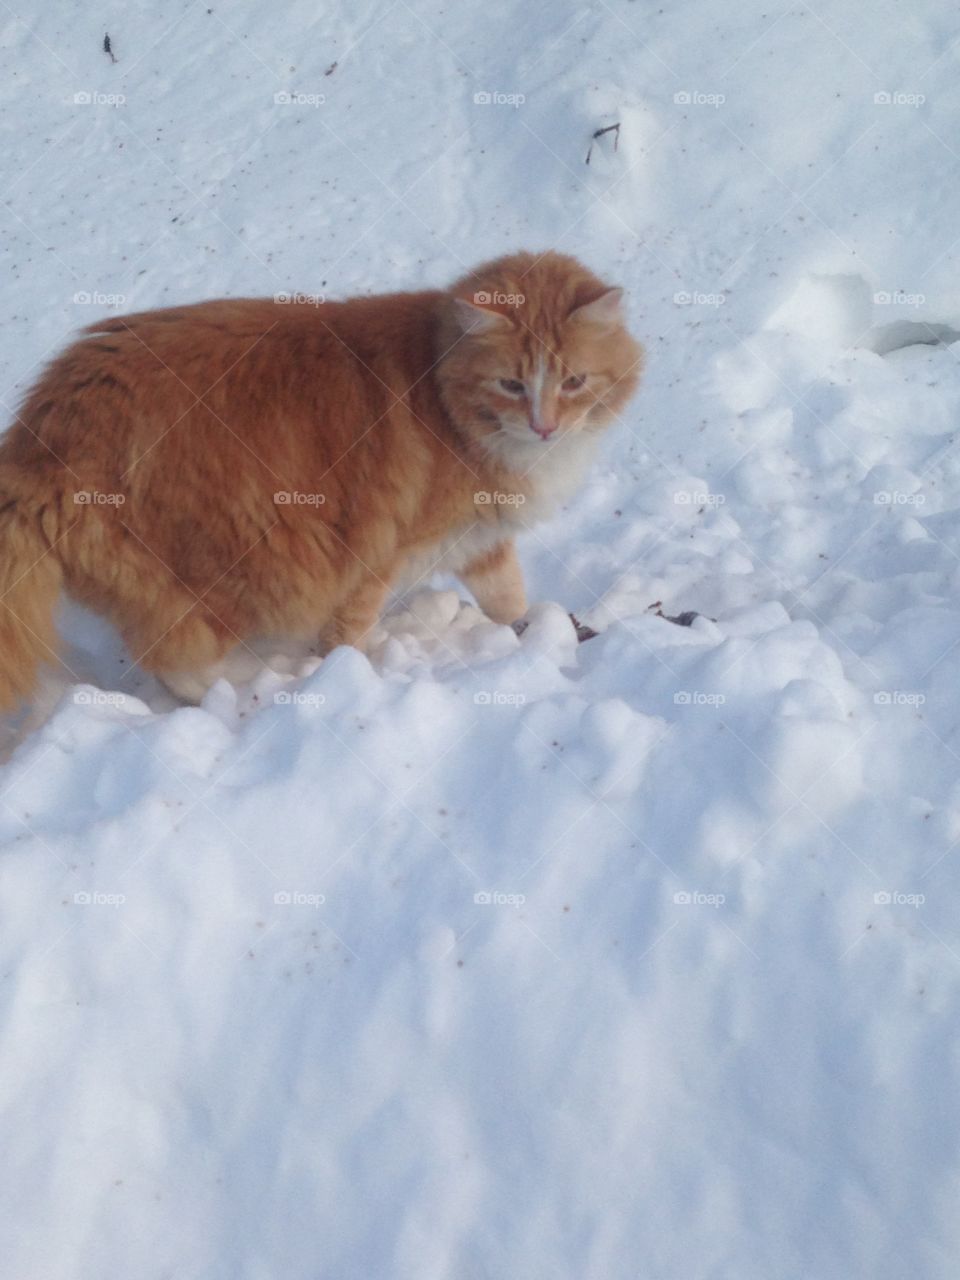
[
  {"xmin": 501, "ymin": 429, "xmax": 600, "ymax": 523},
  {"xmin": 398, "ymin": 431, "xmax": 600, "ymax": 589}
]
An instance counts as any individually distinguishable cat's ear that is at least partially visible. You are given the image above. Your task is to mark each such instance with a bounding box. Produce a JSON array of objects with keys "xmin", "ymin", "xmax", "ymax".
[
  {"xmin": 451, "ymin": 298, "xmax": 513, "ymax": 336},
  {"xmin": 568, "ymin": 287, "xmax": 625, "ymax": 330}
]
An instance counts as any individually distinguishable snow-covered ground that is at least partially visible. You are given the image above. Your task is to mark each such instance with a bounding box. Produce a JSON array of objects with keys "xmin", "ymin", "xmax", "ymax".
[{"xmin": 3, "ymin": 2, "xmax": 960, "ymax": 1276}]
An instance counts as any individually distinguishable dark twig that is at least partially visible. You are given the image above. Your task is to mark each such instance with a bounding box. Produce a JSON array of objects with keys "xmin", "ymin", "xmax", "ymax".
[
  {"xmin": 648, "ymin": 601, "xmax": 715, "ymax": 626},
  {"xmin": 585, "ymin": 122, "xmax": 620, "ymax": 165}
]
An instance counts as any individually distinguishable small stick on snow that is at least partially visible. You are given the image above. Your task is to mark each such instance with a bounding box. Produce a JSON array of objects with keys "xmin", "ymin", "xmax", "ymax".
[{"xmin": 585, "ymin": 122, "xmax": 620, "ymax": 165}]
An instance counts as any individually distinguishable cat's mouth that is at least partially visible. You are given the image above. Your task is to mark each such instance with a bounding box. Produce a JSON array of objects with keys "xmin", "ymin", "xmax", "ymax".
[
  {"xmin": 476, "ymin": 408, "xmax": 554, "ymax": 440},
  {"xmin": 472, "ymin": 407, "xmax": 581, "ymax": 455}
]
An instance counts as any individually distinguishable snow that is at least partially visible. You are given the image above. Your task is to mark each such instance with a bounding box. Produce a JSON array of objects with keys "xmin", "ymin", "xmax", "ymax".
[{"xmin": 3, "ymin": 1, "xmax": 960, "ymax": 1276}]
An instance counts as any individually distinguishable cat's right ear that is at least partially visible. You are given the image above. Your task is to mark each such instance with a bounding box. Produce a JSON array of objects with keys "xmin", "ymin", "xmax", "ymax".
[
  {"xmin": 451, "ymin": 298, "xmax": 513, "ymax": 336},
  {"xmin": 568, "ymin": 287, "xmax": 625, "ymax": 331}
]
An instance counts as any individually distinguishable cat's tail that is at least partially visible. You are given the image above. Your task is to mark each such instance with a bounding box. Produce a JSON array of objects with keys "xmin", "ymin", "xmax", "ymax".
[{"xmin": 0, "ymin": 479, "xmax": 63, "ymax": 714}]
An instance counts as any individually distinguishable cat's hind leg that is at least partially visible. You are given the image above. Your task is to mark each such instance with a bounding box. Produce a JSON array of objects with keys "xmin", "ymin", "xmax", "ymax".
[
  {"xmin": 156, "ymin": 646, "xmax": 268, "ymax": 703},
  {"xmin": 125, "ymin": 608, "xmax": 238, "ymax": 705}
]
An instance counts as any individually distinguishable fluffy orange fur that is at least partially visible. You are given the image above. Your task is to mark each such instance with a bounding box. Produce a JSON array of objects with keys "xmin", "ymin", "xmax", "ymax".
[{"xmin": 0, "ymin": 250, "xmax": 643, "ymax": 709}]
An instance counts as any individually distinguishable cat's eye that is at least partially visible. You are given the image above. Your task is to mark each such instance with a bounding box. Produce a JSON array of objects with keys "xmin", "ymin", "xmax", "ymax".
[
  {"xmin": 498, "ymin": 378, "xmax": 526, "ymax": 396},
  {"xmin": 562, "ymin": 374, "xmax": 587, "ymax": 393}
]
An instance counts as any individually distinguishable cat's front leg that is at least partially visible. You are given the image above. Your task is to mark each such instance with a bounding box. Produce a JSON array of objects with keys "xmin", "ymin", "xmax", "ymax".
[
  {"xmin": 318, "ymin": 575, "xmax": 391, "ymax": 655},
  {"xmin": 459, "ymin": 540, "xmax": 528, "ymax": 625}
]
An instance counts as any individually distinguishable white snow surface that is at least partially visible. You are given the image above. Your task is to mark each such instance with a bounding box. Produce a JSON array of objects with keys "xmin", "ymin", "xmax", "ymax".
[{"xmin": 3, "ymin": 2, "xmax": 960, "ymax": 1277}]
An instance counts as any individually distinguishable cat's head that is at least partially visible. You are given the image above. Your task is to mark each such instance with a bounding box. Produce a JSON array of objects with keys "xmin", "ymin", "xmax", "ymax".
[{"xmin": 435, "ymin": 251, "xmax": 643, "ymax": 468}]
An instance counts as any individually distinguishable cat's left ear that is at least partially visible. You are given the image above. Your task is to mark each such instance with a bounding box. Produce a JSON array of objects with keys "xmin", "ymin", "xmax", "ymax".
[
  {"xmin": 568, "ymin": 287, "xmax": 624, "ymax": 330},
  {"xmin": 451, "ymin": 298, "xmax": 513, "ymax": 336}
]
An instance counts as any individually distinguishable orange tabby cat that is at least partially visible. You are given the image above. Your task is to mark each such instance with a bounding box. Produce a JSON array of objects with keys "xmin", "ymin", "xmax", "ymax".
[{"xmin": 0, "ymin": 251, "xmax": 643, "ymax": 709}]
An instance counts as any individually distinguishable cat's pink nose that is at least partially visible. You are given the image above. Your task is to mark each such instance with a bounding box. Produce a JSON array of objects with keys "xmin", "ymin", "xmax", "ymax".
[{"xmin": 531, "ymin": 421, "xmax": 557, "ymax": 439}]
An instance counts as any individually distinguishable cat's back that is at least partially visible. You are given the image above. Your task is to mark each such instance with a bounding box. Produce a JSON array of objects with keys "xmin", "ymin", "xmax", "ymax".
[
  {"xmin": 8, "ymin": 288, "xmax": 446, "ymax": 465},
  {"xmin": 73, "ymin": 288, "xmax": 443, "ymax": 375}
]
